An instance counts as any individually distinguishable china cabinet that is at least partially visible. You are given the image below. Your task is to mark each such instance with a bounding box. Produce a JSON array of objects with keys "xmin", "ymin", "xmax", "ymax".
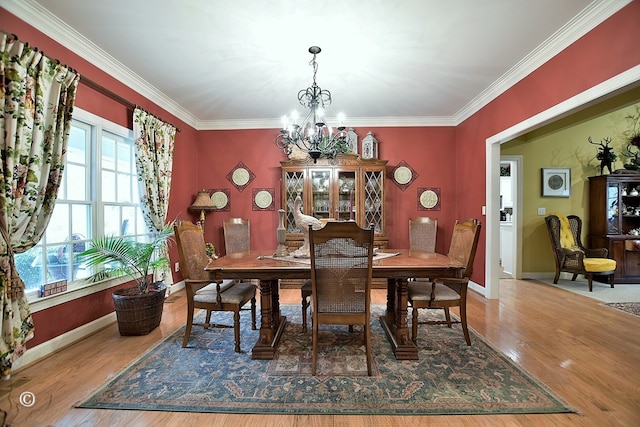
[
  {"xmin": 281, "ymin": 153, "xmax": 388, "ymax": 250},
  {"xmin": 588, "ymin": 174, "xmax": 640, "ymax": 283}
]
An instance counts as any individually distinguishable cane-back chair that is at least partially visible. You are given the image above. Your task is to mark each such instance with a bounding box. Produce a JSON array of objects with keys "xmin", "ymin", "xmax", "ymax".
[
  {"xmin": 408, "ymin": 218, "xmax": 481, "ymax": 346},
  {"xmin": 544, "ymin": 214, "xmax": 615, "ymax": 292},
  {"xmin": 409, "ymin": 217, "xmax": 437, "ymax": 253},
  {"xmin": 309, "ymin": 221, "xmax": 375, "ymax": 376},
  {"xmin": 174, "ymin": 221, "xmax": 256, "ymax": 352},
  {"xmin": 223, "ymin": 218, "xmax": 251, "ymax": 255}
]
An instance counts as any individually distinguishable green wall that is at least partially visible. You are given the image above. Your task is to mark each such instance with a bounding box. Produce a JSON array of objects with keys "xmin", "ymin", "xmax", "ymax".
[{"xmin": 501, "ymin": 88, "xmax": 640, "ymax": 276}]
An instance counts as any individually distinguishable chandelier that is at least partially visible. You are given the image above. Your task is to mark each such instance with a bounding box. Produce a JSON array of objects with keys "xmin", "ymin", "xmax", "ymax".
[{"xmin": 275, "ymin": 46, "xmax": 347, "ymax": 163}]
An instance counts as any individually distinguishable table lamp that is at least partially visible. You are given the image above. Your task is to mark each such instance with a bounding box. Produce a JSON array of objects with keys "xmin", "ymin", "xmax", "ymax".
[{"xmin": 188, "ymin": 190, "xmax": 216, "ymax": 232}]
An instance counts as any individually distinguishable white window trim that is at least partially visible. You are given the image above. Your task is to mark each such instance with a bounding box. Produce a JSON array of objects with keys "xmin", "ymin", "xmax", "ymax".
[{"xmin": 26, "ymin": 107, "xmax": 135, "ymax": 308}]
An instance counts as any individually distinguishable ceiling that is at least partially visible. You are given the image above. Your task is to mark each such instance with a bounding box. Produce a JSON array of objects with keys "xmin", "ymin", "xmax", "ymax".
[{"xmin": 4, "ymin": 0, "xmax": 629, "ymax": 130}]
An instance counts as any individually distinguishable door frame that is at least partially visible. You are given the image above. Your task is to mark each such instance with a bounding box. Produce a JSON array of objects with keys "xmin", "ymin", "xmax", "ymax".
[{"xmin": 483, "ymin": 65, "xmax": 640, "ymax": 299}]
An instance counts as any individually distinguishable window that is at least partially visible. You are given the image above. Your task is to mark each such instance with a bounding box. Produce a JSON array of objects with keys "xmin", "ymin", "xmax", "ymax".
[{"xmin": 15, "ymin": 108, "xmax": 146, "ymax": 299}]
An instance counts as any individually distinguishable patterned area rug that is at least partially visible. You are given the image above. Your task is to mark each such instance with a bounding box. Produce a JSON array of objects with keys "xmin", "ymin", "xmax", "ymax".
[
  {"xmin": 603, "ymin": 302, "xmax": 640, "ymax": 317},
  {"xmin": 77, "ymin": 306, "xmax": 574, "ymax": 415}
]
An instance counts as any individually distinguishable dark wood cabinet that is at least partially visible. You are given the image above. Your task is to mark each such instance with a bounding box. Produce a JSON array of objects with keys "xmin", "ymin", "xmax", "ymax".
[
  {"xmin": 588, "ymin": 174, "xmax": 640, "ymax": 283},
  {"xmin": 281, "ymin": 153, "xmax": 388, "ymax": 250},
  {"xmin": 280, "ymin": 154, "xmax": 388, "ymax": 288}
]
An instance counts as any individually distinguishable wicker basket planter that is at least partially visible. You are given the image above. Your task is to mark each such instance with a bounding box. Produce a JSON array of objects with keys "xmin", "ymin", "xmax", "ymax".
[{"xmin": 112, "ymin": 283, "xmax": 166, "ymax": 336}]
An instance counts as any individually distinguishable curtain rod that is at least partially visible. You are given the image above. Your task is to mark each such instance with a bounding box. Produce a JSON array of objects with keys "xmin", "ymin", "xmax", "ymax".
[{"xmin": 79, "ymin": 76, "xmax": 181, "ymax": 132}]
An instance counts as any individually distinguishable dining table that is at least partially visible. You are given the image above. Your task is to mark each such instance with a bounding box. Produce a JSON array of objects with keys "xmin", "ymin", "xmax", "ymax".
[{"xmin": 205, "ymin": 248, "xmax": 465, "ymax": 360}]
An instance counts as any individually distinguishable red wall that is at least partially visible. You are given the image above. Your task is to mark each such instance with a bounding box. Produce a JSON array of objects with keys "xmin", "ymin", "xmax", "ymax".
[
  {"xmin": 3, "ymin": 2, "xmax": 640, "ymax": 347},
  {"xmin": 455, "ymin": 0, "xmax": 640, "ymax": 284},
  {"xmin": 196, "ymin": 126, "xmax": 457, "ymax": 254}
]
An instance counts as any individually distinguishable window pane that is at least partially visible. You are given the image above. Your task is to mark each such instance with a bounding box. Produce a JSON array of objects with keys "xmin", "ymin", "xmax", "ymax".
[
  {"xmin": 102, "ymin": 170, "xmax": 116, "ymax": 202},
  {"xmin": 104, "ymin": 205, "xmax": 120, "ymax": 236},
  {"xmin": 71, "ymin": 204, "xmax": 90, "ymax": 239},
  {"xmin": 117, "ymin": 173, "xmax": 131, "ymax": 202},
  {"xmin": 46, "ymin": 204, "xmax": 69, "ymax": 243},
  {"xmin": 102, "ymin": 136, "xmax": 116, "ymax": 171},
  {"xmin": 117, "ymin": 140, "xmax": 132, "ymax": 173},
  {"xmin": 15, "ymin": 246, "xmax": 46, "ymax": 291},
  {"xmin": 67, "ymin": 125, "xmax": 88, "ymax": 164},
  {"xmin": 66, "ymin": 164, "xmax": 87, "ymax": 200}
]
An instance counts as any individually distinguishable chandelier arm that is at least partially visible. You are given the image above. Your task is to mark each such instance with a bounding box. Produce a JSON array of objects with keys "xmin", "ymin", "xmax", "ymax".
[{"xmin": 276, "ymin": 46, "xmax": 346, "ymax": 164}]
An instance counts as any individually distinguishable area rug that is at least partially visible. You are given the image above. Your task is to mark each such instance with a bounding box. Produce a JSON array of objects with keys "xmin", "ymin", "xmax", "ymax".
[
  {"xmin": 603, "ymin": 302, "xmax": 640, "ymax": 317},
  {"xmin": 534, "ymin": 277, "xmax": 640, "ymax": 303},
  {"xmin": 77, "ymin": 305, "xmax": 574, "ymax": 415}
]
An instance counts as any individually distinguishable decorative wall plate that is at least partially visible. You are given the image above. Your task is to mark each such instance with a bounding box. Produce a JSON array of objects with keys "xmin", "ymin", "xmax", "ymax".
[
  {"xmin": 388, "ymin": 160, "xmax": 418, "ymax": 191},
  {"xmin": 252, "ymin": 188, "xmax": 275, "ymax": 211},
  {"xmin": 209, "ymin": 188, "xmax": 231, "ymax": 211},
  {"xmin": 226, "ymin": 162, "xmax": 255, "ymax": 192},
  {"xmin": 394, "ymin": 166, "xmax": 413, "ymax": 185},
  {"xmin": 417, "ymin": 187, "xmax": 441, "ymax": 211}
]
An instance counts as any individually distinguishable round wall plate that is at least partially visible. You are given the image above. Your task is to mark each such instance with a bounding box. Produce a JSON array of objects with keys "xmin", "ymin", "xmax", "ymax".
[
  {"xmin": 211, "ymin": 191, "xmax": 229, "ymax": 209},
  {"xmin": 417, "ymin": 187, "xmax": 441, "ymax": 211},
  {"xmin": 254, "ymin": 190, "xmax": 273, "ymax": 209},
  {"xmin": 420, "ymin": 189, "xmax": 438, "ymax": 209},
  {"xmin": 394, "ymin": 166, "xmax": 413, "ymax": 185},
  {"xmin": 232, "ymin": 167, "xmax": 250, "ymax": 186}
]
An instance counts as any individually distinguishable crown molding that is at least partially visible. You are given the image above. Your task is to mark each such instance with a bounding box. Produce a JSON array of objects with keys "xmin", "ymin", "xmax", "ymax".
[
  {"xmin": 2, "ymin": 0, "xmax": 200, "ymax": 129},
  {"xmin": 196, "ymin": 116, "xmax": 457, "ymax": 130},
  {"xmin": 453, "ymin": 0, "xmax": 632, "ymax": 125},
  {"xmin": 3, "ymin": 0, "xmax": 631, "ymax": 131}
]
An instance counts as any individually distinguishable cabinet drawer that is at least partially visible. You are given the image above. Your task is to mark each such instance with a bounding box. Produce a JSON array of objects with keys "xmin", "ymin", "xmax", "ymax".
[{"xmin": 624, "ymin": 249, "xmax": 640, "ymax": 277}]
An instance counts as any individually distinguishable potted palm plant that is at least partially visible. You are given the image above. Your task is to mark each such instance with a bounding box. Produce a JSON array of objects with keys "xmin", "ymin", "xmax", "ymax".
[{"xmin": 79, "ymin": 223, "xmax": 174, "ymax": 336}]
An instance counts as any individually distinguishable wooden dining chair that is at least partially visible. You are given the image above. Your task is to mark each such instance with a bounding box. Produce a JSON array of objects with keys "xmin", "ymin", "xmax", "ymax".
[
  {"xmin": 309, "ymin": 221, "xmax": 375, "ymax": 376},
  {"xmin": 408, "ymin": 219, "xmax": 481, "ymax": 346},
  {"xmin": 223, "ymin": 218, "xmax": 250, "ymax": 255},
  {"xmin": 409, "ymin": 217, "xmax": 438, "ymax": 283},
  {"xmin": 174, "ymin": 220, "xmax": 256, "ymax": 352},
  {"xmin": 409, "ymin": 217, "xmax": 437, "ymax": 252}
]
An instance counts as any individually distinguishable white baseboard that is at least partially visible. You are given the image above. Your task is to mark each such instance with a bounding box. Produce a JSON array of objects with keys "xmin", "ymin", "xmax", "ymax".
[
  {"xmin": 12, "ymin": 279, "xmax": 186, "ymax": 373},
  {"xmin": 12, "ymin": 312, "xmax": 117, "ymax": 372}
]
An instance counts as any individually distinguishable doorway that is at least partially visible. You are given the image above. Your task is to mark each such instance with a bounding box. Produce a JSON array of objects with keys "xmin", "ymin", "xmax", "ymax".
[{"xmin": 499, "ymin": 156, "xmax": 521, "ymax": 279}]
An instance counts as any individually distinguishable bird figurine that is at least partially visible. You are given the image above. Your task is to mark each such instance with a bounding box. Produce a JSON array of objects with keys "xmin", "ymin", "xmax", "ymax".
[{"xmin": 291, "ymin": 194, "xmax": 324, "ymax": 258}]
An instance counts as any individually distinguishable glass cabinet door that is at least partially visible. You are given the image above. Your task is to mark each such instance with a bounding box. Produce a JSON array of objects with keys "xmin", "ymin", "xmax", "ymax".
[
  {"xmin": 311, "ymin": 170, "xmax": 331, "ymax": 220},
  {"xmin": 337, "ymin": 170, "xmax": 356, "ymax": 221},
  {"xmin": 608, "ymin": 181, "xmax": 619, "ymax": 234},
  {"xmin": 364, "ymin": 170, "xmax": 383, "ymax": 233},
  {"xmin": 284, "ymin": 170, "xmax": 304, "ymax": 233}
]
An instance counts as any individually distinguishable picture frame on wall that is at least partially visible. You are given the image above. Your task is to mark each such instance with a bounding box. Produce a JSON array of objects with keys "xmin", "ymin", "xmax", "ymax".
[{"xmin": 541, "ymin": 168, "xmax": 571, "ymax": 197}]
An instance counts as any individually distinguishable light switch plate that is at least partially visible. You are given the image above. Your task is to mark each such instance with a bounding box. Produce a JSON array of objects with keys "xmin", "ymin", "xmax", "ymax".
[{"xmin": 537, "ymin": 207, "xmax": 546, "ymax": 216}]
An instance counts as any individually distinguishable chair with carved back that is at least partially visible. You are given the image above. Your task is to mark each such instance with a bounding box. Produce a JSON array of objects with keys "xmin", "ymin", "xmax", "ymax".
[
  {"xmin": 174, "ymin": 221, "xmax": 256, "ymax": 352},
  {"xmin": 408, "ymin": 219, "xmax": 481, "ymax": 346},
  {"xmin": 544, "ymin": 214, "xmax": 615, "ymax": 292},
  {"xmin": 309, "ymin": 221, "xmax": 375, "ymax": 376}
]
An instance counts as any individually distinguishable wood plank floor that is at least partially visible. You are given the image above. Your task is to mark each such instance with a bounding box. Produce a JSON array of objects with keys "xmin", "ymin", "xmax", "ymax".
[{"xmin": 1, "ymin": 278, "xmax": 639, "ymax": 426}]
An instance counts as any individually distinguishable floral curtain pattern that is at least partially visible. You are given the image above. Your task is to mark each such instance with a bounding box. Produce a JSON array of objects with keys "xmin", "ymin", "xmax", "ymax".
[
  {"xmin": 133, "ymin": 108, "xmax": 176, "ymax": 287},
  {"xmin": 0, "ymin": 32, "xmax": 79, "ymax": 377}
]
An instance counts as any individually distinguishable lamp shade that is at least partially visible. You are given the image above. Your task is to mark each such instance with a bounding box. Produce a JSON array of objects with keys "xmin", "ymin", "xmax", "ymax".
[{"xmin": 189, "ymin": 190, "xmax": 215, "ymax": 211}]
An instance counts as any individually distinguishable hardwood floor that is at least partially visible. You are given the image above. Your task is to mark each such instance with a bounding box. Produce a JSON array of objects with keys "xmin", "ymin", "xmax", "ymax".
[{"xmin": 1, "ymin": 278, "xmax": 639, "ymax": 426}]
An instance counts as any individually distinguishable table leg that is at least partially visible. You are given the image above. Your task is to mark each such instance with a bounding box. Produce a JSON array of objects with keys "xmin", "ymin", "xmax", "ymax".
[
  {"xmin": 379, "ymin": 278, "xmax": 419, "ymax": 360},
  {"xmin": 251, "ymin": 279, "xmax": 287, "ymax": 359}
]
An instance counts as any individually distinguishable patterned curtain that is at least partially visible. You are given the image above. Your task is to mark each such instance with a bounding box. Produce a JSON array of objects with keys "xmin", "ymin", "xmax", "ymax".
[
  {"xmin": 133, "ymin": 108, "xmax": 176, "ymax": 288},
  {"xmin": 0, "ymin": 32, "xmax": 79, "ymax": 377}
]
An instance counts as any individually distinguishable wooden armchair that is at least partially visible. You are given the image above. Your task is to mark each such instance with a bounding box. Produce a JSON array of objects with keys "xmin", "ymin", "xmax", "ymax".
[
  {"xmin": 174, "ymin": 221, "xmax": 256, "ymax": 352},
  {"xmin": 309, "ymin": 221, "xmax": 375, "ymax": 376},
  {"xmin": 544, "ymin": 214, "xmax": 615, "ymax": 292},
  {"xmin": 408, "ymin": 219, "xmax": 481, "ymax": 346}
]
